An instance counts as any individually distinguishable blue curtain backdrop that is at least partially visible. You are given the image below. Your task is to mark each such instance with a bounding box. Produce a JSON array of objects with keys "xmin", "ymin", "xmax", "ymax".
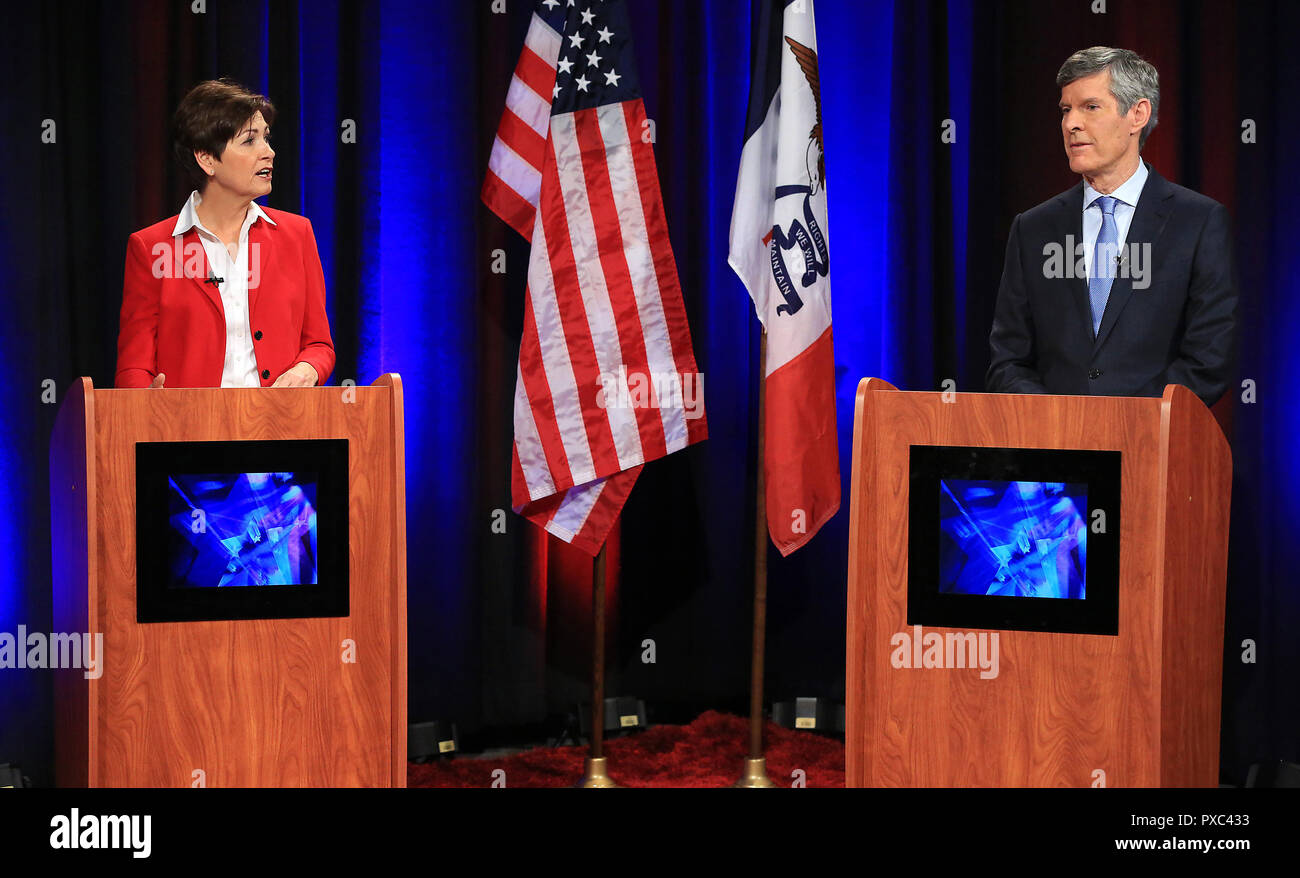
[{"xmin": 2, "ymin": 0, "xmax": 1295, "ymax": 786}]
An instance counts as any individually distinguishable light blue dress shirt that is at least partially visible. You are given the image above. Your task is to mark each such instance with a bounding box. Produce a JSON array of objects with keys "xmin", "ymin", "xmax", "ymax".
[{"xmin": 1081, "ymin": 159, "xmax": 1149, "ymax": 281}]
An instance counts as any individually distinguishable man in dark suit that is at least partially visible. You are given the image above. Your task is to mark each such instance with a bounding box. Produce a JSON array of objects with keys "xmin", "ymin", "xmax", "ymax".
[{"xmin": 987, "ymin": 47, "xmax": 1236, "ymax": 407}]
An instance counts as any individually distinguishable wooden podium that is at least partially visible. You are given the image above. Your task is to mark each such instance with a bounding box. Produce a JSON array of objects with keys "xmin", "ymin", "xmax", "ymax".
[
  {"xmin": 846, "ymin": 379, "xmax": 1231, "ymax": 787},
  {"xmin": 50, "ymin": 376, "xmax": 407, "ymax": 787}
]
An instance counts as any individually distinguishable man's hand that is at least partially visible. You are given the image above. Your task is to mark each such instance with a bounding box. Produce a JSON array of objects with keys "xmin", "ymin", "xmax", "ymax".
[
  {"xmin": 271, "ymin": 362, "xmax": 319, "ymax": 387},
  {"xmin": 149, "ymin": 372, "xmax": 166, "ymax": 389}
]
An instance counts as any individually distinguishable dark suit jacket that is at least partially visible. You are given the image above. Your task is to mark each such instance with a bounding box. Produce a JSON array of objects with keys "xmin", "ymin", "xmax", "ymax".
[{"xmin": 986, "ymin": 162, "xmax": 1237, "ymax": 406}]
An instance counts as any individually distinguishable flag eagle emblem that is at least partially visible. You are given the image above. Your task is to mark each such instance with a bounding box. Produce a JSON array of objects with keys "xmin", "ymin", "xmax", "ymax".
[{"xmin": 784, "ymin": 36, "xmax": 824, "ymax": 192}]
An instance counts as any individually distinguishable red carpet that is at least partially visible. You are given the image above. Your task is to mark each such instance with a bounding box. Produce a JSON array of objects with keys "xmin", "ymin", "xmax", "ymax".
[{"xmin": 408, "ymin": 710, "xmax": 846, "ymax": 788}]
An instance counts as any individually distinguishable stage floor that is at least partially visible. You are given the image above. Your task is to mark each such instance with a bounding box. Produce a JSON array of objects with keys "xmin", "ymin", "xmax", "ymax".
[{"xmin": 408, "ymin": 710, "xmax": 846, "ymax": 788}]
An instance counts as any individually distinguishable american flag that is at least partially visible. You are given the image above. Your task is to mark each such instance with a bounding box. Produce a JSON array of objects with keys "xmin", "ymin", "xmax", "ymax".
[{"xmin": 482, "ymin": 0, "xmax": 708, "ymax": 555}]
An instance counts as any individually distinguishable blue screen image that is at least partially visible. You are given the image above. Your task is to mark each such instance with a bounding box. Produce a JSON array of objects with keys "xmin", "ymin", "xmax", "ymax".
[
  {"xmin": 165, "ymin": 472, "xmax": 318, "ymax": 588},
  {"xmin": 938, "ymin": 479, "xmax": 1087, "ymax": 599}
]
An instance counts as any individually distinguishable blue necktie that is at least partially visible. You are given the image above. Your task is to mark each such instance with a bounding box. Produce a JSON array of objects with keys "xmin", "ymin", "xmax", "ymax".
[{"xmin": 1089, "ymin": 195, "xmax": 1119, "ymax": 336}]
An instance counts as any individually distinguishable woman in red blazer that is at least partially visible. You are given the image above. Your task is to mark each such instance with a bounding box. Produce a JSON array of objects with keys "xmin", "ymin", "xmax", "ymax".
[{"xmin": 116, "ymin": 79, "xmax": 335, "ymax": 388}]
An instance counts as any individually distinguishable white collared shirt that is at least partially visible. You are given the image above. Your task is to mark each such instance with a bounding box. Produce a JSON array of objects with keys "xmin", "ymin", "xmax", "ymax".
[
  {"xmin": 171, "ymin": 190, "xmax": 277, "ymax": 387},
  {"xmin": 1081, "ymin": 159, "xmax": 1149, "ymax": 281}
]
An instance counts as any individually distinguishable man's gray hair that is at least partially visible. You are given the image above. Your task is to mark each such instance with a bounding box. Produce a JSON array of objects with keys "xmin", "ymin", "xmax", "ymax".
[{"xmin": 1057, "ymin": 46, "xmax": 1160, "ymax": 149}]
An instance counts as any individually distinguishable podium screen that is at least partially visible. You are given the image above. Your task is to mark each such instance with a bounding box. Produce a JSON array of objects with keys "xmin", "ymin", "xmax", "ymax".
[
  {"xmin": 939, "ymin": 479, "xmax": 1088, "ymax": 600},
  {"xmin": 136, "ymin": 439, "xmax": 349, "ymax": 622},
  {"xmin": 909, "ymin": 446, "xmax": 1120, "ymax": 635},
  {"xmin": 164, "ymin": 472, "xmax": 319, "ymax": 588}
]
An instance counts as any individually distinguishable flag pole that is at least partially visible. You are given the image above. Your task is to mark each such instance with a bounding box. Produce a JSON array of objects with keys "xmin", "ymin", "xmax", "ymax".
[
  {"xmin": 736, "ymin": 331, "xmax": 777, "ymax": 788},
  {"xmin": 578, "ymin": 541, "xmax": 618, "ymax": 787}
]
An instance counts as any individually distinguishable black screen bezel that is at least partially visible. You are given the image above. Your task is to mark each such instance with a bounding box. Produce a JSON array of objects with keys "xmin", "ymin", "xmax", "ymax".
[
  {"xmin": 908, "ymin": 444, "xmax": 1121, "ymax": 635},
  {"xmin": 136, "ymin": 439, "xmax": 349, "ymax": 623}
]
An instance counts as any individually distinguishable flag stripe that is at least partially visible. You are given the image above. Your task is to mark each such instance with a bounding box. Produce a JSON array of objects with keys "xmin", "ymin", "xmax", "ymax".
[
  {"xmin": 481, "ymin": 168, "xmax": 536, "ymax": 240},
  {"xmin": 516, "ymin": 465, "xmax": 638, "ymax": 557},
  {"xmin": 517, "ymin": 288, "xmax": 576, "ymax": 500},
  {"xmin": 504, "ymin": 74, "xmax": 552, "ymax": 139},
  {"xmin": 620, "ymin": 100, "xmax": 708, "ymax": 446},
  {"xmin": 496, "ymin": 108, "xmax": 548, "ymax": 172},
  {"xmin": 568, "ymin": 466, "xmax": 640, "ymax": 555},
  {"xmin": 523, "ymin": 216, "xmax": 597, "ymax": 491},
  {"xmin": 487, "ymin": 136, "xmax": 542, "ymax": 213},
  {"xmin": 512, "ymin": 360, "xmax": 558, "ymax": 500},
  {"xmin": 538, "ymin": 127, "xmax": 624, "ymax": 482},
  {"xmin": 573, "ymin": 107, "xmax": 671, "ymax": 461},
  {"xmin": 595, "ymin": 102, "xmax": 690, "ymax": 454},
  {"xmin": 561, "ymin": 109, "xmax": 665, "ymax": 466},
  {"xmin": 548, "ymin": 477, "xmax": 607, "ymax": 539},
  {"xmin": 764, "ymin": 326, "xmax": 840, "ymax": 556},
  {"xmin": 523, "ymin": 10, "xmax": 563, "ymax": 63},
  {"xmin": 551, "ymin": 111, "xmax": 640, "ymax": 473},
  {"xmin": 511, "ymin": 442, "xmax": 530, "ymax": 510},
  {"xmin": 515, "ymin": 46, "xmax": 557, "ymax": 102}
]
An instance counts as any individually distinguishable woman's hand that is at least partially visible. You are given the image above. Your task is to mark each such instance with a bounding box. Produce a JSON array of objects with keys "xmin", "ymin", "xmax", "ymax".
[
  {"xmin": 271, "ymin": 362, "xmax": 319, "ymax": 387},
  {"xmin": 149, "ymin": 373, "xmax": 166, "ymax": 388}
]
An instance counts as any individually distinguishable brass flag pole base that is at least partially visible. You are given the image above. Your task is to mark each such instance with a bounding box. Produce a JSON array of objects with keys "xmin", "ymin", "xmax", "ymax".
[
  {"xmin": 735, "ymin": 333, "xmax": 776, "ymax": 790},
  {"xmin": 733, "ymin": 756, "xmax": 777, "ymax": 788},
  {"xmin": 577, "ymin": 545, "xmax": 619, "ymax": 788},
  {"xmin": 576, "ymin": 756, "xmax": 620, "ymax": 788}
]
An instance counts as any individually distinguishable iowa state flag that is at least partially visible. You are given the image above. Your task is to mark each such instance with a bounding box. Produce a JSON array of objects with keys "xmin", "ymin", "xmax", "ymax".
[
  {"xmin": 482, "ymin": 0, "xmax": 708, "ymax": 555},
  {"xmin": 728, "ymin": 0, "xmax": 839, "ymax": 555}
]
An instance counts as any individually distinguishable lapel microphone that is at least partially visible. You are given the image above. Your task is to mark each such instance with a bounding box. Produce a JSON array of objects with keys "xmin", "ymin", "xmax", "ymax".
[{"xmin": 204, "ymin": 275, "xmax": 225, "ymax": 285}]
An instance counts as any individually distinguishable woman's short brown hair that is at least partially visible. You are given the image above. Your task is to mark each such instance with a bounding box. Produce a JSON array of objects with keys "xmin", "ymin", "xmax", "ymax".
[{"xmin": 172, "ymin": 78, "xmax": 276, "ymax": 191}]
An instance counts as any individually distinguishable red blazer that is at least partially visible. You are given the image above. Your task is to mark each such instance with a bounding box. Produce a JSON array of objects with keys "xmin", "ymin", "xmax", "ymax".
[{"xmin": 115, "ymin": 206, "xmax": 335, "ymax": 388}]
